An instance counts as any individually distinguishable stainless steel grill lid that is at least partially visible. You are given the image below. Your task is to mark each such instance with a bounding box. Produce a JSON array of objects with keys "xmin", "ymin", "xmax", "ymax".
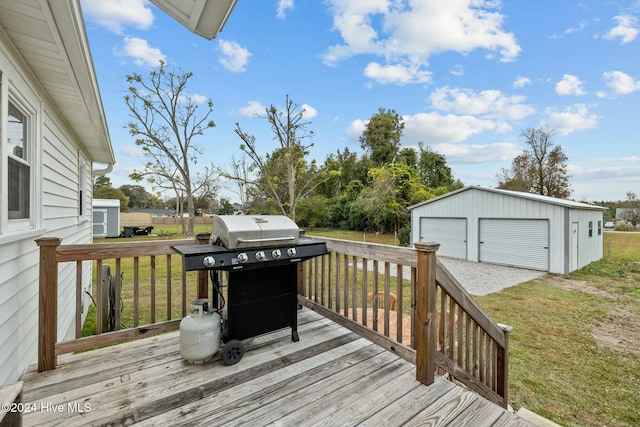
[{"xmin": 212, "ymin": 215, "xmax": 299, "ymax": 249}]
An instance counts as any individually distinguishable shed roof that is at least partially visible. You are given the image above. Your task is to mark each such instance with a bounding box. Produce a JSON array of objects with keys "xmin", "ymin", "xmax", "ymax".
[{"xmin": 408, "ymin": 186, "xmax": 606, "ymax": 211}]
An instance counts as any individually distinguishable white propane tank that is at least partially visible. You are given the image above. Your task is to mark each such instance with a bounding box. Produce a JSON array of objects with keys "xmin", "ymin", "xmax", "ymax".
[{"xmin": 180, "ymin": 299, "xmax": 221, "ymax": 364}]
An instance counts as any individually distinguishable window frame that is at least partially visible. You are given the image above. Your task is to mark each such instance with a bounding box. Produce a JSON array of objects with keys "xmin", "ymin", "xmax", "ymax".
[{"xmin": 1, "ymin": 72, "xmax": 39, "ymax": 234}]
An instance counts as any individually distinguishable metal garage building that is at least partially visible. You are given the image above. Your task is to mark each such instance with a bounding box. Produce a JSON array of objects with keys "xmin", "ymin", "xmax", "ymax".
[{"xmin": 409, "ymin": 186, "xmax": 605, "ymax": 274}]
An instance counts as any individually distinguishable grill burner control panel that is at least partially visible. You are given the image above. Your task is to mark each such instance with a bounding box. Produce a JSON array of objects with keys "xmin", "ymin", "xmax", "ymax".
[{"xmin": 173, "ymin": 239, "xmax": 327, "ymax": 272}]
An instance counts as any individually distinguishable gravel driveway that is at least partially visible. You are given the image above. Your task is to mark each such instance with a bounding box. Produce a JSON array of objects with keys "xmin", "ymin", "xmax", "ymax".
[
  {"xmin": 361, "ymin": 257, "xmax": 545, "ymax": 296},
  {"xmin": 439, "ymin": 257, "xmax": 546, "ymax": 296}
]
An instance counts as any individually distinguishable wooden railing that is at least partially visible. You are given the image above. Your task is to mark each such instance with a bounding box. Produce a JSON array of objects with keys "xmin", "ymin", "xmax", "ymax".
[
  {"xmin": 35, "ymin": 234, "xmax": 212, "ymax": 372},
  {"xmin": 35, "ymin": 234, "xmax": 510, "ymax": 408},
  {"xmin": 299, "ymin": 237, "xmax": 511, "ymax": 408}
]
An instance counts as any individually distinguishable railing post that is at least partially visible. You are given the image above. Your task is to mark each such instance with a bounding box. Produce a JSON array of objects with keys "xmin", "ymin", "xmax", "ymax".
[
  {"xmin": 36, "ymin": 237, "xmax": 61, "ymax": 372},
  {"xmin": 497, "ymin": 323, "xmax": 513, "ymax": 408},
  {"xmin": 196, "ymin": 233, "xmax": 211, "ymax": 299},
  {"xmin": 414, "ymin": 241, "xmax": 440, "ymax": 386}
]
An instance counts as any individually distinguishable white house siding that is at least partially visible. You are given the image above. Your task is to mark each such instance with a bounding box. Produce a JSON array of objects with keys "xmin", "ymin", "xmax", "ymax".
[
  {"xmin": 0, "ymin": 52, "xmax": 93, "ymax": 386},
  {"xmin": 410, "ymin": 187, "xmax": 604, "ymax": 274}
]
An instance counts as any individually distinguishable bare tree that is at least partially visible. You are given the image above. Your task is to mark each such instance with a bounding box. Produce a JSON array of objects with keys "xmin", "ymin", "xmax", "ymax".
[
  {"xmin": 497, "ymin": 127, "xmax": 571, "ymax": 199},
  {"xmin": 125, "ymin": 61, "xmax": 217, "ymax": 236},
  {"xmin": 227, "ymin": 95, "xmax": 330, "ymax": 221}
]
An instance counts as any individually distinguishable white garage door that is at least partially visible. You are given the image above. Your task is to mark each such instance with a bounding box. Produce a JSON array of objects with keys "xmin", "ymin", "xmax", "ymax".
[
  {"xmin": 419, "ymin": 218, "xmax": 467, "ymax": 259},
  {"xmin": 479, "ymin": 219, "xmax": 549, "ymax": 271}
]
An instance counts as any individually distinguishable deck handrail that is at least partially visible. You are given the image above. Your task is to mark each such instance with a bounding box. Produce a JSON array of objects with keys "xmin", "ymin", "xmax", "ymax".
[
  {"xmin": 300, "ymin": 236, "xmax": 511, "ymax": 408},
  {"xmin": 35, "ymin": 234, "xmax": 212, "ymax": 372},
  {"xmin": 35, "ymin": 234, "xmax": 510, "ymax": 408}
]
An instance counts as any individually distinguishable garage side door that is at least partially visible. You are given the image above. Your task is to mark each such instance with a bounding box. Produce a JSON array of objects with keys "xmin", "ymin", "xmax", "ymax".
[
  {"xmin": 479, "ymin": 219, "xmax": 549, "ymax": 270},
  {"xmin": 419, "ymin": 218, "xmax": 467, "ymax": 259}
]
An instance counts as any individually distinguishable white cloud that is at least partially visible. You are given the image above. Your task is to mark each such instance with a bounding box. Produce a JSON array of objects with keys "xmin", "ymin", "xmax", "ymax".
[
  {"xmin": 121, "ymin": 37, "xmax": 165, "ymax": 67},
  {"xmin": 429, "ymin": 87, "xmax": 535, "ymax": 120},
  {"xmin": 301, "ymin": 104, "xmax": 318, "ymax": 119},
  {"xmin": 513, "ymin": 76, "xmax": 531, "ymax": 88},
  {"xmin": 238, "ymin": 101, "xmax": 267, "ymax": 117},
  {"xmin": 431, "ymin": 142, "xmax": 521, "ymax": 164},
  {"xmin": 81, "ymin": 0, "xmax": 154, "ymax": 34},
  {"xmin": 544, "ymin": 104, "xmax": 600, "ymax": 135},
  {"xmin": 178, "ymin": 93, "xmax": 208, "ymax": 104},
  {"xmin": 218, "ymin": 39, "xmax": 251, "ymax": 72},
  {"xmin": 364, "ymin": 62, "xmax": 432, "ymax": 85},
  {"xmin": 277, "ymin": 0, "xmax": 294, "ymax": 19},
  {"xmin": 603, "ymin": 14, "xmax": 639, "ymax": 44},
  {"xmin": 346, "ymin": 119, "xmax": 367, "ymax": 140},
  {"xmin": 121, "ymin": 145, "xmax": 144, "ymax": 158},
  {"xmin": 402, "ymin": 112, "xmax": 501, "ymax": 144},
  {"xmin": 602, "ymin": 70, "xmax": 640, "ymax": 94},
  {"xmin": 322, "ymin": 0, "xmax": 520, "ymax": 82},
  {"xmin": 555, "ymin": 74, "xmax": 586, "ymax": 96}
]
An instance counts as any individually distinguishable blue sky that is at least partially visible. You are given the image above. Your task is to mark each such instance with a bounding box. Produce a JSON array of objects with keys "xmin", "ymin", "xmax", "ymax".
[{"xmin": 81, "ymin": 0, "xmax": 640, "ymax": 203}]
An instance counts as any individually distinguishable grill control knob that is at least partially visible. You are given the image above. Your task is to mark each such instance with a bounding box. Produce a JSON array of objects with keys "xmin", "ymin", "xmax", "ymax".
[
  {"xmin": 237, "ymin": 253, "xmax": 248, "ymax": 263},
  {"xmin": 255, "ymin": 251, "xmax": 266, "ymax": 261},
  {"xmin": 203, "ymin": 256, "xmax": 216, "ymax": 268},
  {"xmin": 272, "ymin": 249, "xmax": 282, "ymax": 259},
  {"xmin": 287, "ymin": 247, "xmax": 297, "ymax": 257}
]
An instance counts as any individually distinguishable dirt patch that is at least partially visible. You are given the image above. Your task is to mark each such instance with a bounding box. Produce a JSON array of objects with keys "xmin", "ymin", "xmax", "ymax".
[{"xmin": 538, "ymin": 275, "xmax": 640, "ymax": 358}]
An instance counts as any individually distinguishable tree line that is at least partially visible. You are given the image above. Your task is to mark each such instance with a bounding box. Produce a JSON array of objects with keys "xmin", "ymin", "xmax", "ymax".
[{"xmin": 113, "ymin": 64, "xmax": 640, "ymax": 239}]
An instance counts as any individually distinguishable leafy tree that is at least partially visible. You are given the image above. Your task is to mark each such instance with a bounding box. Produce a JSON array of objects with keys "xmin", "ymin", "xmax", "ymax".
[
  {"xmin": 352, "ymin": 163, "xmax": 432, "ymax": 233},
  {"xmin": 316, "ymin": 147, "xmax": 362, "ymax": 198},
  {"xmin": 119, "ymin": 184, "xmax": 159, "ymax": 209},
  {"xmin": 397, "ymin": 147, "xmax": 418, "ymax": 169},
  {"xmin": 124, "ymin": 61, "xmax": 217, "ymax": 236},
  {"xmin": 296, "ymin": 195, "xmax": 332, "ymax": 228},
  {"xmin": 93, "ymin": 185, "xmax": 129, "ymax": 211},
  {"xmin": 217, "ymin": 198, "xmax": 236, "ymax": 215},
  {"xmin": 360, "ymin": 108, "xmax": 404, "ymax": 166},
  {"xmin": 417, "ymin": 142, "xmax": 454, "ymax": 188},
  {"xmin": 230, "ymin": 95, "xmax": 331, "ymax": 221},
  {"xmin": 497, "ymin": 127, "xmax": 571, "ymax": 198}
]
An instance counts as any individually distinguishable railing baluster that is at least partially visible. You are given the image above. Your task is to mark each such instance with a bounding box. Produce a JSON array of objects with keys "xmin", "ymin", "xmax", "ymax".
[
  {"xmin": 343, "ymin": 254, "xmax": 349, "ymax": 316},
  {"xmin": 361, "ymin": 257, "xmax": 368, "ymax": 326},
  {"xmin": 335, "ymin": 253, "xmax": 340, "ymax": 313},
  {"xmin": 115, "ymin": 258, "xmax": 122, "ymax": 330},
  {"xmin": 384, "ymin": 262, "xmax": 391, "ymax": 337},
  {"xmin": 396, "ymin": 264, "xmax": 403, "ymax": 345},
  {"xmin": 351, "ymin": 255, "xmax": 357, "ymax": 321},
  {"xmin": 75, "ymin": 261, "xmax": 82, "ymax": 338},
  {"xmin": 134, "ymin": 257, "xmax": 140, "ymax": 326},
  {"xmin": 372, "ymin": 260, "xmax": 379, "ymax": 332},
  {"xmin": 166, "ymin": 254, "xmax": 172, "ymax": 320},
  {"xmin": 96, "ymin": 259, "xmax": 103, "ymax": 335},
  {"xmin": 150, "ymin": 255, "xmax": 156, "ymax": 324}
]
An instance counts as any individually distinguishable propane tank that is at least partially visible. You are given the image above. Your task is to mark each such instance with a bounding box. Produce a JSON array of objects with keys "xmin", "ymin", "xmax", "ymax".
[{"xmin": 180, "ymin": 299, "xmax": 221, "ymax": 364}]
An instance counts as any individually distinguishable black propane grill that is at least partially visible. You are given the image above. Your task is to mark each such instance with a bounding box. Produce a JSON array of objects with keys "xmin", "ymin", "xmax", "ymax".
[{"xmin": 173, "ymin": 215, "xmax": 327, "ymax": 363}]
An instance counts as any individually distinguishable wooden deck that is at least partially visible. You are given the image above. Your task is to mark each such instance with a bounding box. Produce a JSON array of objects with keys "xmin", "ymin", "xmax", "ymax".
[{"xmin": 20, "ymin": 309, "xmax": 533, "ymax": 427}]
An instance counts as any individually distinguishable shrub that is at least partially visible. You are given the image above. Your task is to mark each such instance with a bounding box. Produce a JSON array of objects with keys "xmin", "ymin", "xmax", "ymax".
[{"xmin": 614, "ymin": 220, "xmax": 634, "ymax": 231}]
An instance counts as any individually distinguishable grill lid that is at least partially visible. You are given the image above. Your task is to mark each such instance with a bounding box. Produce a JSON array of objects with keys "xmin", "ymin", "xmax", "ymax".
[{"xmin": 212, "ymin": 215, "xmax": 299, "ymax": 249}]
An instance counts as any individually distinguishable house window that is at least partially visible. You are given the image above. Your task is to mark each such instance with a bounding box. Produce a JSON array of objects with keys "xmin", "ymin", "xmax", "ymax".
[
  {"xmin": 588, "ymin": 221, "xmax": 593, "ymax": 237},
  {"xmin": 7, "ymin": 101, "xmax": 30, "ymax": 220},
  {"xmin": 598, "ymin": 221, "xmax": 602, "ymax": 236}
]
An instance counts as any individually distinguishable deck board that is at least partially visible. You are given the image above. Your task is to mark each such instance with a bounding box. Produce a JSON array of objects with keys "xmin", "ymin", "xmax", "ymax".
[{"xmin": 21, "ymin": 308, "xmax": 533, "ymax": 427}]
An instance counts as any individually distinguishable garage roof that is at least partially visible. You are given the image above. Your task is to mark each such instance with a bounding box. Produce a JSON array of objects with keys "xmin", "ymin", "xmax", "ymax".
[{"xmin": 408, "ymin": 186, "xmax": 606, "ymax": 211}]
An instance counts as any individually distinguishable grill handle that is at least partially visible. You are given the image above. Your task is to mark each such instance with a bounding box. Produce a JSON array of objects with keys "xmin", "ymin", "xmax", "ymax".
[{"xmin": 236, "ymin": 235, "xmax": 297, "ymax": 244}]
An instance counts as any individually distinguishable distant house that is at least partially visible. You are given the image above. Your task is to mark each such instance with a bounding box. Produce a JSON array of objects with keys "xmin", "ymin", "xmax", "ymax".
[
  {"xmin": 409, "ymin": 186, "xmax": 605, "ymax": 274},
  {"xmin": 0, "ymin": 0, "xmax": 237, "ymax": 387}
]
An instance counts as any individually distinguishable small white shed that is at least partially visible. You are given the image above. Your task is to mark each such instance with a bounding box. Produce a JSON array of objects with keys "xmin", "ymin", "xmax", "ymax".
[
  {"xmin": 409, "ymin": 186, "xmax": 605, "ymax": 274},
  {"xmin": 93, "ymin": 199, "xmax": 121, "ymax": 238}
]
